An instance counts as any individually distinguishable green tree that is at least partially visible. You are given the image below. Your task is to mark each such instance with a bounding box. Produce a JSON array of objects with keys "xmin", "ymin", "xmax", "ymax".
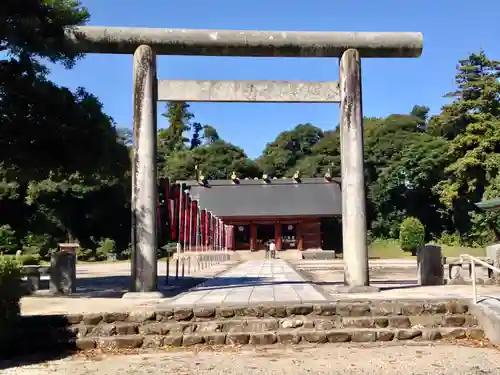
[
  {"xmin": 293, "ymin": 129, "xmax": 340, "ymax": 177},
  {"xmin": 370, "ymin": 132, "xmax": 451, "ymax": 238},
  {"xmin": 0, "ymin": 1, "xmax": 131, "ymax": 255},
  {"xmin": 0, "ymin": 225, "xmax": 17, "ymax": 254},
  {"xmin": 432, "ymin": 51, "xmax": 500, "ymax": 243},
  {"xmin": 202, "ymin": 125, "xmax": 220, "ymax": 145},
  {"xmin": 164, "ymin": 138, "xmax": 261, "ymax": 181},
  {"xmin": 257, "ymin": 123, "xmax": 323, "ymax": 177},
  {"xmin": 157, "ymin": 102, "xmax": 194, "ymax": 174},
  {"xmin": 190, "ymin": 122, "xmax": 203, "ymax": 149},
  {"xmin": 1, "ymin": 0, "xmax": 89, "ymax": 68},
  {"xmin": 410, "ymin": 105, "xmax": 430, "ymax": 127}
]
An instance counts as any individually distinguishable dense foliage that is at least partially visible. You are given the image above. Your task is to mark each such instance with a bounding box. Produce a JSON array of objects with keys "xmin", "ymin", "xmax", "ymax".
[
  {"xmin": 1, "ymin": 2, "xmax": 499, "ymax": 260},
  {"xmin": 0, "ymin": 256, "xmax": 23, "ymax": 351},
  {"xmin": 0, "ymin": 1, "xmax": 130, "ymax": 260},
  {"xmin": 399, "ymin": 217, "xmax": 425, "ymax": 253}
]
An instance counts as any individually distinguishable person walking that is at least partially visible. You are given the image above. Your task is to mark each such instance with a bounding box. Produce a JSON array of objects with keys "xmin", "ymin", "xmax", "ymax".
[{"xmin": 269, "ymin": 240, "xmax": 276, "ymax": 259}]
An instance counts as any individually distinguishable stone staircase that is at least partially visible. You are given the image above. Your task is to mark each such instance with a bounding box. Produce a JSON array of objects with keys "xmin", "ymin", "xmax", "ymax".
[{"xmin": 13, "ymin": 299, "xmax": 486, "ymax": 354}]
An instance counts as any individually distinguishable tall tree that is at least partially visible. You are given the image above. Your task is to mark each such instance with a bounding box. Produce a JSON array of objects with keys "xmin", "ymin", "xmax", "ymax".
[
  {"xmin": 432, "ymin": 51, "xmax": 500, "ymax": 243},
  {"xmin": 190, "ymin": 122, "xmax": 203, "ymax": 149},
  {"xmin": 410, "ymin": 105, "xmax": 430, "ymax": 129},
  {"xmin": 202, "ymin": 125, "xmax": 220, "ymax": 145},
  {"xmin": 0, "ymin": 1, "xmax": 131, "ymax": 253},
  {"xmin": 1, "ymin": 0, "xmax": 89, "ymax": 67},
  {"xmin": 164, "ymin": 140, "xmax": 261, "ymax": 181},
  {"xmin": 257, "ymin": 123, "xmax": 323, "ymax": 177},
  {"xmin": 157, "ymin": 102, "xmax": 194, "ymax": 174},
  {"xmin": 293, "ymin": 129, "xmax": 340, "ymax": 177},
  {"xmin": 159, "ymin": 102, "xmax": 194, "ymax": 152}
]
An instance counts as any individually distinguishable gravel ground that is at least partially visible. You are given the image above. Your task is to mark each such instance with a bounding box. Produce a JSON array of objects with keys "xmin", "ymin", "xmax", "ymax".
[{"xmin": 3, "ymin": 343, "xmax": 500, "ymax": 375}]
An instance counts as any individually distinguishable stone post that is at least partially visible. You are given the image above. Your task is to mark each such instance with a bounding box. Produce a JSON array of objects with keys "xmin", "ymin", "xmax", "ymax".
[
  {"xmin": 417, "ymin": 245, "xmax": 444, "ymax": 286},
  {"xmin": 486, "ymin": 243, "xmax": 500, "ymax": 283},
  {"xmin": 339, "ymin": 49, "xmax": 369, "ymax": 287},
  {"xmin": 49, "ymin": 243, "xmax": 78, "ymax": 295},
  {"xmin": 131, "ymin": 45, "xmax": 158, "ymax": 293}
]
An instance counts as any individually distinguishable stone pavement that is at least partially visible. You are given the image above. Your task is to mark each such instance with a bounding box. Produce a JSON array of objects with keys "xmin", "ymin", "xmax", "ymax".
[
  {"xmin": 167, "ymin": 259, "xmax": 327, "ymax": 306},
  {"xmin": 21, "ymin": 260, "xmax": 239, "ymax": 315}
]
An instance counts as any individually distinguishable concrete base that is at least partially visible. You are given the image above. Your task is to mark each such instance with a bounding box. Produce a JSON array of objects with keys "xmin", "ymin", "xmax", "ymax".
[
  {"xmin": 122, "ymin": 291, "xmax": 165, "ymax": 299},
  {"xmin": 334, "ymin": 285, "xmax": 381, "ymax": 294},
  {"xmin": 469, "ymin": 297, "xmax": 500, "ymax": 345}
]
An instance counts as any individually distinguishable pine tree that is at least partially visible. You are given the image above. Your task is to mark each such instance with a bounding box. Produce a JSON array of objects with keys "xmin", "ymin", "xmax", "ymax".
[
  {"xmin": 432, "ymin": 51, "xmax": 500, "ymax": 243},
  {"xmin": 190, "ymin": 122, "xmax": 203, "ymax": 149},
  {"xmin": 157, "ymin": 102, "xmax": 194, "ymax": 175}
]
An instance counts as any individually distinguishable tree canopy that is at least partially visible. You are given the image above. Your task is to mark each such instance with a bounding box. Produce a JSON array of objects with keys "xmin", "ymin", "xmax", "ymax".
[{"xmin": 0, "ymin": 1, "xmax": 130, "ymax": 257}]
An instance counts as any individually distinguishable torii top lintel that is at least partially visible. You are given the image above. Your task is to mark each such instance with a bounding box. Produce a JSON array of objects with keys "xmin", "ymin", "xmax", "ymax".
[{"xmin": 64, "ymin": 26, "xmax": 423, "ymax": 58}]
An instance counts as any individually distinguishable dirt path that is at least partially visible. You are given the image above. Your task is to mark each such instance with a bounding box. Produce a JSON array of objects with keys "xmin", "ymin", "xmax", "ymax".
[{"xmin": 3, "ymin": 343, "xmax": 500, "ymax": 375}]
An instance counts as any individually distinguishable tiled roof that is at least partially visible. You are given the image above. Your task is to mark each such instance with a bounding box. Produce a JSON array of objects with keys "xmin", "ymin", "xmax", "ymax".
[{"xmin": 178, "ymin": 177, "xmax": 341, "ymax": 218}]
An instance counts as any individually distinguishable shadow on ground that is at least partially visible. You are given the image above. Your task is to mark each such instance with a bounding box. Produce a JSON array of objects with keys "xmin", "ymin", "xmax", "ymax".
[
  {"xmin": 0, "ymin": 315, "xmax": 78, "ymax": 370},
  {"xmin": 32, "ymin": 275, "xmax": 336, "ymax": 298},
  {"xmin": 32, "ymin": 275, "xmax": 212, "ymax": 298}
]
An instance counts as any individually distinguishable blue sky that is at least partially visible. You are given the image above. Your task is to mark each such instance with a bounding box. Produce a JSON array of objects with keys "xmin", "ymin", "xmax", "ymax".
[{"xmin": 48, "ymin": 0, "xmax": 500, "ymax": 158}]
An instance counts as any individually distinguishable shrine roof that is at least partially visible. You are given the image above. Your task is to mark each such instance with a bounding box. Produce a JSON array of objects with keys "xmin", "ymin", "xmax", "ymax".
[{"xmin": 177, "ymin": 177, "xmax": 341, "ymax": 218}]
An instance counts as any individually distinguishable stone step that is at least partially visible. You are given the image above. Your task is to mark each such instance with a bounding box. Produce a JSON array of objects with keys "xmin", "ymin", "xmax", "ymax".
[
  {"xmin": 12, "ymin": 299, "xmax": 486, "ymax": 355},
  {"xmin": 19, "ymin": 300, "xmax": 474, "ymax": 332},
  {"xmin": 19, "ymin": 300, "xmax": 473, "ymax": 328},
  {"xmin": 72, "ymin": 327, "xmax": 485, "ymax": 350},
  {"xmin": 62, "ymin": 314, "xmax": 477, "ymax": 339}
]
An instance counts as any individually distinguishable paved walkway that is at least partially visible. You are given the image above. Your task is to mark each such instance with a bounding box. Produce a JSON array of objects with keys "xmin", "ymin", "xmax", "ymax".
[
  {"xmin": 21, "ymin": 261, "xmax": 239, "ymax": 315},
  {"xmin": 168, "ymin": 259, "xmax": 327, "ymax": 306}
]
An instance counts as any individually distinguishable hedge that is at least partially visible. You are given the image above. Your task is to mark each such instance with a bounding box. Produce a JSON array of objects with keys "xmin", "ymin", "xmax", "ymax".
[
  {"xmin": 0, "ymin": 256, "xmax": 23, "ymax": 352},
  {"xmin": 2, "ymin": 253, "xmax": 41, "ymax": 266}
]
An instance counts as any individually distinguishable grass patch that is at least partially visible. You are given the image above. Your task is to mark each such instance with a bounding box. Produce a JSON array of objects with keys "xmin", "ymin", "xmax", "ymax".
[{"xmin": 367, "ymin": 239, "xmax": 485, "ymax": 259}]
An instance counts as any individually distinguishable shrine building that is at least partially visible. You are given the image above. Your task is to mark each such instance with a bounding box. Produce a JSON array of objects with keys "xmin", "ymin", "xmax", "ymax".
[{"xmin": 170, "ymin": 173, "xmax": 342, "ymax": 251}]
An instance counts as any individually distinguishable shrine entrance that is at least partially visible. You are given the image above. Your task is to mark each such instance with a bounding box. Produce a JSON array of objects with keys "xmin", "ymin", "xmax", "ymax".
[{"xmin": 63, "ymin": 25, "xmax": 423, "ymax": 292}]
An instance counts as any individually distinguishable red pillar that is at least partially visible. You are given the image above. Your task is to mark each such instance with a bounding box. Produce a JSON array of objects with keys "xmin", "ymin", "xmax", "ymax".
[
  {"xmin": 250, "ymin": 223, "xmax": 257, "ymax": 251},
  {"xmin": 275, "ymin": 222, "xmax": 282, "ymax": 250},
  {"xmin": 230, "ymin": 225, "xmax": 236, "ymax": 250}
]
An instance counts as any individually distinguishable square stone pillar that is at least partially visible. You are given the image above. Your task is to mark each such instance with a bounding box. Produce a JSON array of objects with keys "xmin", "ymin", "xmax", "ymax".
[
  {"xmin": 49, "ymin": 243, "xmax": 78, "ymax": 295},
  {"xmin": 417, "ymin": 245, "xmax": 444, "ymax": 286}
]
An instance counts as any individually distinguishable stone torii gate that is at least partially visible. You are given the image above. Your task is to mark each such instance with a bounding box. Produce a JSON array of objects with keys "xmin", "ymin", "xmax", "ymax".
[{"xmin": 64, "ymin": 26, "xmax": 423, "ymax": 294}]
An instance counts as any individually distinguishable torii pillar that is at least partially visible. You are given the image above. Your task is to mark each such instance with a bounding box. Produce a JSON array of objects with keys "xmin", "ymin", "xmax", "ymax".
[{"xmin": 130, "ymin": 45, "xmax": 159, "ymax": 294}]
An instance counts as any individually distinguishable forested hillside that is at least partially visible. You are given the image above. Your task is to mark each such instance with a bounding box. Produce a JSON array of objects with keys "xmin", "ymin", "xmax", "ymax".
[{"xmin": 1, "ymin": 1, "xmax": 500, "ymax": 260}]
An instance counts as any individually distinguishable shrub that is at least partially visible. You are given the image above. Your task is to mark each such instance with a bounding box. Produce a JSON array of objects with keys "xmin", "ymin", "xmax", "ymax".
[
  {"xmin": 0, "ymin": 256, "xmax": 23, "ymax": 351},
  {"xmin": 1, "ymin": 253, "xmax": 41, "ymax": 266},
  {"xmin": 399, "ymin": 217, "xmax": 425, "ymax": 253},
  {"xmin": 121, "ymin": 245, "xmax": 132, "ymax": 260},
  {"xmin": 19, "ymin": 254, "xmax": 41, "ymax": 265},
  {"xmin": 22, "ymin": 233, "xmax": 54, "ymax": 259},
  {"xmin": 439, "ymin": 231, "xmax": 462, "ymax": 247},
  {"xmin": 76, "ymin": 248, "xmax": 93, "ymax": 261},
  {"xmin": 96, "ymin": 238, "xmax": 116, "ymax": 261},
  {"xmin": 0, "ymin": 224, "xmax": 18, "ymax": 254}
]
